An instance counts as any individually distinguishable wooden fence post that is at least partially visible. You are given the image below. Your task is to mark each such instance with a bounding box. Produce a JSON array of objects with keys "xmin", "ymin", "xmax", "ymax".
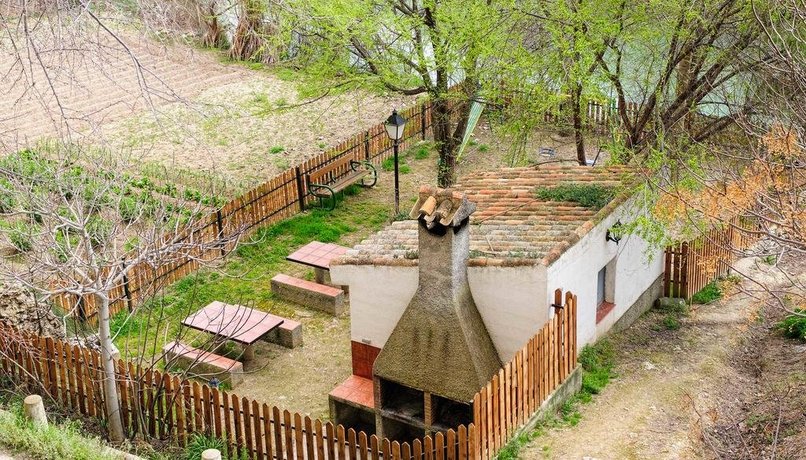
[
  {"xmin": 364, "ymin": 131, "xmax": 371, "ymax": 161},
  {"xmin": 121, "ymin": 259, "xmax": 133, "ymax": 313},
  {"xmin": 680, "ymin": 242, "xmax": 690, "ymax": 299},
  {"xmin": 421, "ymin": 104, "xmax": 427, "ymax": 140},
  {"xmin": 295, "ymin": 167, "xmax": 306, "ymax": 212},
  {"xmin": 215, "ymin": 209, "xmax": 226, "ymax": 256}
]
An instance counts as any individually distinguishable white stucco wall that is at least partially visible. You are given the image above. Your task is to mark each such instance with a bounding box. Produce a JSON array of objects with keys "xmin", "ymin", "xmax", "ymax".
[
  {"xmin": 546, "ymin": 199, "xmax": 664, "ymax": 349},
  {"xmin": 468, "ymin": 265, "xmax": 548, "ymax": 362},
  {"xmin": 330, "ymin": 265, "xmax": 418, "ymax": 349},
  {"xmin": 334, "ymin": 199, "xmax": 663, "ymax": 362},
  {"xmin": 332, "ymin": 263, "xmax": 548, "ymax": 362}
]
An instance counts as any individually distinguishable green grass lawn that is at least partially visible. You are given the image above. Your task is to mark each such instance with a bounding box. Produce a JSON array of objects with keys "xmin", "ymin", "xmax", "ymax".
[
  {"xmin": 107, "ymin": 142, "xmax": 436, "ymax": 416},
  {"xmin": 112, "ymin": 184, "xmax": 391, "ymax": 362}
]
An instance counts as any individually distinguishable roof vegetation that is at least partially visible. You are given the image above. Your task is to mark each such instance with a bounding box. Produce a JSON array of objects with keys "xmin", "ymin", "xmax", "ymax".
[{"xmin": 535, "ymin": 183, "xmax": 616, "ymax": 210}]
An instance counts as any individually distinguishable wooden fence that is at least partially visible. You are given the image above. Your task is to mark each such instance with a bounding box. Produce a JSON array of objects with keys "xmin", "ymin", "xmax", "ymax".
[
  {"xmin": 53, "ymin": 101, "xmax": 434, "ymax": 322},
  {"xmin": 472, "ymin": 289, "xmax": 577, "ymax": 459},
  {"xmin": 51, "ymin": 78, "xmax": 656, "ymax": 323},
  {"xmin": 663, "ymin": 217, "xmax": 758, "ymax": 299},
  {"xmin": 1, "ymin": 290, "xmax": 577, "ymax": 460}
]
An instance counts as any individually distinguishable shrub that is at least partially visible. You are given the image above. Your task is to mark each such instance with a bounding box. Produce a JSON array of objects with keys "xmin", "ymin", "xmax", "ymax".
[
  {"xmin": 81, "ymin": 180, "xmax": 109, "ymax": 213},
  {"xmin": 87, "ymin": 216, "xmax": 111, "ymax": 248},
  {"xmin": 131, "ymin": 176, "xmax": 154, "ymax": 190},
  {"xmin": 118, "ymin": 196, "xmax": 138, "ymax": 222},
  {"xmin": 183, "ymin": 187, "xmax": 202, "ymax": 202},
  {"xmin": 663, "ymin": 313, "xmax": 681, "ymax": 330},
  {"xmin": 184, "ymin": 434, "xmax": 228, "ymax": 460},
  {"xmin": 0, "ymin": 178, "xmax": 16, "ymax": 212},
  {"xmin": 691, "ymin": 281, "xmax": 722, "ymax": 304},
  {"xmin": 578, "ymin": 340, "xmax": 615, "ymax": 396},
  {"xmin": 9, "ymin": 222, "xmax": 33, "ymax": 253},
  {"xmin": 158, "ymin": 183, "xmax": 178, "ymax": 197},
  {"xmin": 414, "ymin": 146, "xmax": 430, "ymax": 159},
  {"xmin": 124, "ymin": 236, "xmax": 140, "ymax": 252},
  {"xmin": 54, "ymin": 229, "xmax": 79, "ymax": 262},
  {"xmin": 535, "ymin": 183, "xmax": 616, "ymax": 209},
  {"xmin": 777, "ymin": 309, "xmax": 806, "ymax": 341}
]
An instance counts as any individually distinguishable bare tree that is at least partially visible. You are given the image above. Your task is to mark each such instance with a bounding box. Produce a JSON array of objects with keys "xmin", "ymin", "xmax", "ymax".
[
  {"xmin": 0, "ymin": 0, "xmax": 187, "ymax": 151},
  {"xmin": 0, "ymin": 144, "xmax": 241, "ymax": 442}
]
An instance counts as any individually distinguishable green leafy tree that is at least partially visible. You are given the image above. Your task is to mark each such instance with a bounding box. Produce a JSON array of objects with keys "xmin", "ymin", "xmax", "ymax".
[{"xmin": 282, "ymin": 0, "xmax": 516, "ymax": 186}]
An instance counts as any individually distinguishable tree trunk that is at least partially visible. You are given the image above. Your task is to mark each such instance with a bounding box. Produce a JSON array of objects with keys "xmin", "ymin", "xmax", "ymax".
[
  {"xmin": 98, "ymin": 293, "xmax": 125, "ymax": 443},
  {"xmin": 433, "ymin": 97, "xmax": 457, "ymax": 187},
  {"xmin": 571, "ymin": 84, "xmax": 587, "ymax": 165}
]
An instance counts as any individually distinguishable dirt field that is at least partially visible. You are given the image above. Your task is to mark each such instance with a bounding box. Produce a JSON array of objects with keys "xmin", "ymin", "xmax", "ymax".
[
  {"xmin": 470, "ymin": 119, "xmax": 613, "ymax": 168},
  {"xmin": 520, "ymin": 255, "xmax": 806, "ymax": 459},
  {"xmin": 0, "ymin": 23, "xmax": 411, "ymax": 189}
]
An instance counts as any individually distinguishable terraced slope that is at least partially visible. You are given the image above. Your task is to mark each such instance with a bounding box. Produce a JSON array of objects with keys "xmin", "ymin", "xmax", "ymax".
[
  {"xmin": 0, "ymin": 30, "xmax": 237, "ymax": 148},
  {"xmin": 0, "ymin": 22, "xmax": 411, "ymax": 187}
]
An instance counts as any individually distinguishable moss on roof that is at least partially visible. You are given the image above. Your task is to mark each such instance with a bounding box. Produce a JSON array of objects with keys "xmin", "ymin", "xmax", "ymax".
[{"xmin": 335, "ymin": 165, "xmax": 635, "ymax": 267}]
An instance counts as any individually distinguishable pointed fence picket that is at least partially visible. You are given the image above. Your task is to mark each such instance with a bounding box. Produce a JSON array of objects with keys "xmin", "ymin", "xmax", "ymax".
[
  {"xmin": 0, "ymin": 289, "xmax": 578, "ymax": 460},
  {"xmin": 663, "ymin": 216, "xmax": 759, "ymax": 299}
]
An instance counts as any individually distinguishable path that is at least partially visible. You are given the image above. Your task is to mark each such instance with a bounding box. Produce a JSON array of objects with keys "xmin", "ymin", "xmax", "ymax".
[{"xmin": 521, "ymin": 265, "xmax": 761, "ymax": 459}]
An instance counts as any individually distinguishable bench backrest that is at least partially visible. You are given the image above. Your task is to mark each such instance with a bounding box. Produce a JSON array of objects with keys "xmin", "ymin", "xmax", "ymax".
[{"xmin": 307, "ymin": 155, "xmax": 357, "ymax": 184}]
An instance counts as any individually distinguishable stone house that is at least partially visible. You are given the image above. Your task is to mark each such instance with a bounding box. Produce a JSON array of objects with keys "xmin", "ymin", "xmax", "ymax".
[{"xmin": 327, "ymin": 165, "xmax": 664, "ymax": 441}]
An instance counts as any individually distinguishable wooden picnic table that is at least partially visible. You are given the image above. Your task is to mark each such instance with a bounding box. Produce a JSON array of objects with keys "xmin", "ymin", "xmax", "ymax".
[
  {"xmin": 181, "ymin": 301, "xmax": 284, "ymax": 361},
  {"xmin": 286, "ymin": 241, "xmax": 350, "ymax": 283}
]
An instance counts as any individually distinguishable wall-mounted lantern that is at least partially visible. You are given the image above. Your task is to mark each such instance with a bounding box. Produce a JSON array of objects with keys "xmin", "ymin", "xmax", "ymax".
[{"xmin": 606, "ymin": 220, "xmax": 623, "ymax": 244}]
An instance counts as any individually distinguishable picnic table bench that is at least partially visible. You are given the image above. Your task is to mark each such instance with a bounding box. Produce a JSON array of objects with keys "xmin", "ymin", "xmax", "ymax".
[
  {"xmin": 163, "ymin": 341, "xmax": 245, "ymax": 386},
  {"xmin": 181, "ymin": 301, "xmax": 284, "ymax": 362},
  {"xmin": 306, "ymin": 155, "xmax": 377, "ymax": 210}
]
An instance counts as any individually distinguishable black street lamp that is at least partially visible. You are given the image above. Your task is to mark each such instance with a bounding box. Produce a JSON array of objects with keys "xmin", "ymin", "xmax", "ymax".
[{"xmin": 384, "ymin": 109, "xmax": 407, "ymax": 215}]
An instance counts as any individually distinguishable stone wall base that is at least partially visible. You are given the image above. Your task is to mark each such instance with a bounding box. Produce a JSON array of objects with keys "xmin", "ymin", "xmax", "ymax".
[
  {"xmin": 514, "ymin": 366, "xmax": 583, "ymax": 437},
  {"xmin": 609, "ymin": 273, "xmax": 664, "ymax": 336}
]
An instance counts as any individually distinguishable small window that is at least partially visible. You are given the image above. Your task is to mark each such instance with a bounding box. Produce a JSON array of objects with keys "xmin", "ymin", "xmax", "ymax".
[
  {"xmin": 597, "ymin": 266, "xmax": 606, "ymax": 305},
  {"xmin": 596, "ymin": 258, "xmax": 617, "ymax": 324}
]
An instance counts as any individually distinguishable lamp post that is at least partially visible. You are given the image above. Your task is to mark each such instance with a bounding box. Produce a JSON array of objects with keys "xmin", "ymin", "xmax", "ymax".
[{"xmin": 384, "ymin": 109, "xmax": 407, "ymax": 215}]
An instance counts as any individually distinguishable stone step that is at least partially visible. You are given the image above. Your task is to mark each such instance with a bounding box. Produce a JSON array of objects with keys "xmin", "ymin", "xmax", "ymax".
[{"xmin": 271, "ymin": 274, "xmax": 346, "ymax": 315}]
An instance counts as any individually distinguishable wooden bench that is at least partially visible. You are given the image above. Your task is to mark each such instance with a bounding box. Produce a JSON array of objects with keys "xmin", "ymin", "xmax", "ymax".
[
  {"xmin": 306, "ymin": 156, "xmax": 377, "ymax": 210},
  {"xmin": 271, "ymin": 273, "xmax": 346, "ymax": 315},
  {"xmin": 162, "ymin": 341, "xmax": 244, "ymax": 387}
]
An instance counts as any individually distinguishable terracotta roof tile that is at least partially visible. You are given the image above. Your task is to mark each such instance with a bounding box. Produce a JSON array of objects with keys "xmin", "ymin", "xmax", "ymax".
[{"xmin": 334, "ymin": 165, "xmax": 634, "ymax": 267}]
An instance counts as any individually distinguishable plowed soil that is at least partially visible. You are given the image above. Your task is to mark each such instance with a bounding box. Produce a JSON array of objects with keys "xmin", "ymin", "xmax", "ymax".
[{"xmin": 0, "ymin": 21, "xmax": 411, "ymax": 188}]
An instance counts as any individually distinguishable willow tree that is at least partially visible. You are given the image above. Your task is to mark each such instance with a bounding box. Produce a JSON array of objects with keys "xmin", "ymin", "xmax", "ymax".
[
  {"xmin": 596, "ymin": 0, "xmax": 772, "ymax": 156},
  {"xmin": 282, "ymin": 0, "xmax": 517, "ymax": 186},
  {"xmin": 501, "ymin": 0, "xmax": 625, "ymax": 165}
]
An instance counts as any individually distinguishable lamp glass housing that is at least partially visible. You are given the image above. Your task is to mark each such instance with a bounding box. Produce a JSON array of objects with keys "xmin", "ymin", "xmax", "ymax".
[{"xmin": 384, "ymin": 110, "xmax": 407, "ymax": 141}]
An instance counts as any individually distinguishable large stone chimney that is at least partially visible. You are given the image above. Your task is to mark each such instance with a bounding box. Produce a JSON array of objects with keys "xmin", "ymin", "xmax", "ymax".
[{"xmin": 373, "ymin": 186, "xmax": 501, "ymax": 441}]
